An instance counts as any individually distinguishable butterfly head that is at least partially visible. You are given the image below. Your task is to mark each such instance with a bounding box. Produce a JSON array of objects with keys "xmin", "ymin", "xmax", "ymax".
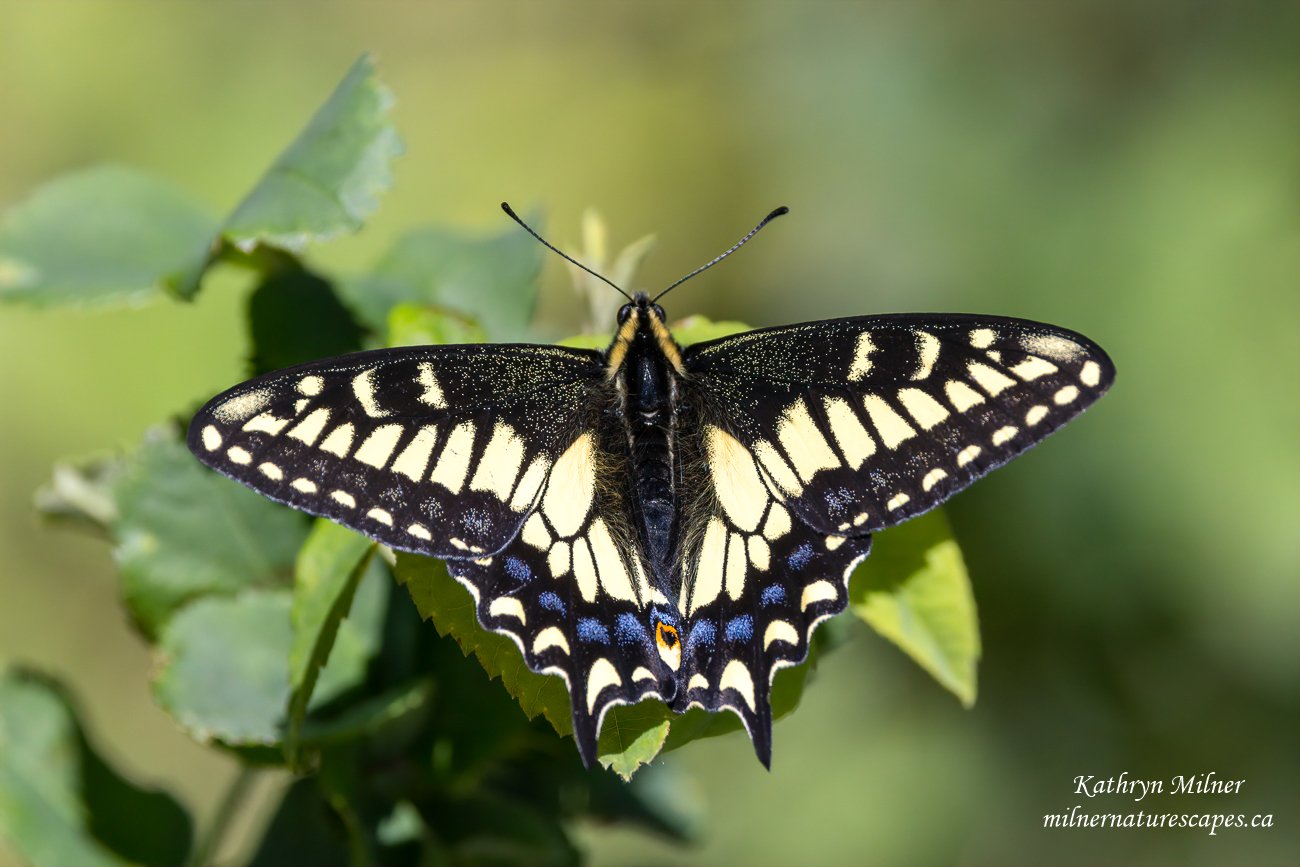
[{"xmin": 616, "ymin": 292, "xmax": 666, "ymax": 327}]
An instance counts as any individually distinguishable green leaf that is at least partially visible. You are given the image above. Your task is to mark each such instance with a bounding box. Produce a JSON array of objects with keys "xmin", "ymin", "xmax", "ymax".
[
  {"xmin": 848, "ymin": 510, "xmax": 981, "ymax": 706},
  {"xmin": 387, "ymin": 302, "xmax": 487, "ymax": 348},
  {"xmin": 670, "ymin": 314, "xmax": 750, "ymax": 347},
  {"xmin": 153, "ymin": 589, "xmax": 297, "ymax": 747},
  {"xmin": 0, "ymin": 668, "xmax": 192, "ymax": 867},
  {"xmin": 155, "ymin": 563, "xmax": 390, "ymax": 750},
  {"xmin": 0, "ymin": 165, "xmax": 215, "ymax": 307},
  {"xmin": 247, "ymin": 267, "xmax": 366, "ymax": 376},
  {"xmin": 285, "ymin": 521, "xmax": 375, "ymax": 766},
  {"xmin": 222, "ymin": 53, "xmax": 402, "ymax": 256},
  {"xmin": 111, "ymin": 428, "xmax": 308, "ymax": 639},
  {"xmin": 340, "ymin": 222, "xmax": 542, "ymax": 340}
]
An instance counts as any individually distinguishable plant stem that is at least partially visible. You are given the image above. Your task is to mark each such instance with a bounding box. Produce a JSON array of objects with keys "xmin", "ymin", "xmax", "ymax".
[{"xmin": 187, "ymin": 765, "xmax": 256, "ymax": 867}]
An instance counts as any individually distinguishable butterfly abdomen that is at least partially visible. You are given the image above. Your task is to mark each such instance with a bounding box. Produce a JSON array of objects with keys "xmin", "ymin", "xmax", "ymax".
[{"xmin": 615, "ymin": 311, "xmax": 683, "ymax": 587}]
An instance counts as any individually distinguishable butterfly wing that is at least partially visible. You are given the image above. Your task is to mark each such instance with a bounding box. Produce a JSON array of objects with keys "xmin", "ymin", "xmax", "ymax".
[
  {"xmin": 189, "ymin": 344, "xmax": 672, "ymax": 766},
  {"xmin": 189, "ymin": 343, "xmax": 604, "ymax": 559},
  {"xmin": 449, "ymin": 427, "xmax": 676, "ymax": 767},
  {"xmin": 673, "ymin": 422, "xmax": 873, "ymax": 766},
  {"xmin": 684, "ymin": 314, "xmax": 1115, "ymax": 535},
  {"xmin": 675, "ymin": 314, "xmax": 1114, "ymax": 763}
]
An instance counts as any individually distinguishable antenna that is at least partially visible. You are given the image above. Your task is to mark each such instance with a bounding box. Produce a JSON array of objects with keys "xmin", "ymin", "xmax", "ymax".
[
  {"xmin": 501, "ymin": 202, "xmax": 632, "ymax": 302},
  {"xmin": 651, "ymin": 206, "xmax": 789, "ymax": 304}
]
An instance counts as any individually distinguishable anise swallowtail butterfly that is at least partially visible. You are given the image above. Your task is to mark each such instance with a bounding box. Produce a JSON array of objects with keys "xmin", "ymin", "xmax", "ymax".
[{"xmin": 189, "ymin": 205, "xmax": 1114, "ymax": 768}]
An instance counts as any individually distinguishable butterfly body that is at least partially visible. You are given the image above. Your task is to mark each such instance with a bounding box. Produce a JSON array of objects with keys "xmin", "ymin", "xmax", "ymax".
[{"xmin": 190, "ymin": 252, "xmax": 1113, "ymax": 770}]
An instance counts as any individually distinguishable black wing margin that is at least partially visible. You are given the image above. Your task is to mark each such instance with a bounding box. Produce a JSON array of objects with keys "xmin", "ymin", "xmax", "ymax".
[{"xmin": 683, "ymin": 313, "xmax": 1115, "ymax": 536}]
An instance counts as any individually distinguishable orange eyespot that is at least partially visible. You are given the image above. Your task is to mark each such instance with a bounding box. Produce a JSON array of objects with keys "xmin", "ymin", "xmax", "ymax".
[{"xmin": 655, "ymin": 621, "xmax": 679, "ymax": 650}]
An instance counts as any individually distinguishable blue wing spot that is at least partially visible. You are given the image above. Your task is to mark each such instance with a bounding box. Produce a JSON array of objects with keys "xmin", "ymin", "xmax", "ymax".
[
  {"xmin": 725, "ymin": 615, "xmax": 754, "ymax": 642},
  {"xmin": 538, "ymin": 591, "xmax": 565, "ymax": 615},
  {"xmin": 788, "ymin": 543, "xmax": 815, "ymax": 570},
  {"xmin": 577, "ymin": 618, "xmax": 610, "ymax": 644},
  {"xmin": 760, "ymin": 584, "xmax": 786, "ymax": 607},
  {"xmin": 685, "ymin": 619, "xmax": 716, "ymax": 654},
  {"xmin": 504, "ymin": 557, "xmax": 532, "ymax": 583},
  {"xmin": 614, "ymin": 613, "xmax": 648, "ymax": 646}
]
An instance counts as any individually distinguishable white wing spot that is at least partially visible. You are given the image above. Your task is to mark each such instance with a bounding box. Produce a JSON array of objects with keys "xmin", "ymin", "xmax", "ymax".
[
  {"xmin": 213, "ymin": 389, "xmax": 271, "ymax": 423},
  {"xmin": 227, "ymin": 446, "xmax": 252, "ymax": 465},
  {"xmin": 1080, "ymin": 360, "xmax": 1102, "ymax": 387},
  {"xmin": 862, "ymin": 395, "xmax": 916, "ymax": 449},
  {"xmin": 318, "ymin": 422, "xmax": 356, "ymax": 458},
  {"xmin": 258, "ymin": 462, "xmax": 283, "ymax": 481},
  {"xmin": 822, "ymin": 397, "xmax": 876, "ymax": 469},
  {"xmin": 243, "ymin": 412, "xmax": 290, "ymax": 435},
  {"xmin": 911, "ymin": 331, "xmax": 940, "ymax": 380},
  {"xmin": 747, "ymin": 535, "xmax": 771, "ymax": 571},
  {"xmin": 632, "ymin": 666, "xmax": 656, "ymax": 683},
  {"xmin": 886, "ymin": 493, "xmax": 910, "ymax": 511},
  {"xmin": 391, "ymin": 425, "xmax": 438, "ymax": 481},
  {"xmin": 725, "ymin": 532, "xmax": 748, "ymax": 600},
  {"xmin": 762, "ymin": 503, "xmax": 792, "ymax": 541},
  {"xmin": 1054, "ymin": 385, "xmax": 1080, "ymax": 405},
  {"xmin": 586, "ymin": 658, "xmax": 622, "ymax": 714},
  {"xmin": 367, "ymin": 508, "xmax": 393, "ymax": 526},
  {"xmin": 331, "ymin": 490, "xmax": 356, "ymax": 508},
  {"xmin": 1009, "ymin": 356, "xmax": 1058, "ymax": 381},
  {"xmin": 753, "ymin": 440, "xmax": 803, "ymax": 496},
  {"xmin": 922, "ymin": 468, "xmax": 948, "ymax": 491},
  {"xmin": 407, "ymin": 523, "xmax": 432, "ymax": 541},
  {"xmin": 848, "ymin": 331, "xmax": 876, "ymax": 381},
  {"xmin": 548, "ymin": 540, "xmax": 572, "ymax": 577},
  {"xmin": 801, "ymin": 580, "xmax": 838, "ymax": 610},
  {"xmin": 969, "ymin": 328, "xmax": 996, "ymax": 349},
  {"xmin": 287, "ymin": 408, "xmax": 331, "ymax": 446},
  {"xmin": 291, "ymin": 478, "xmax": 317, "ymax": 494},
  {"xmin": 351, "ymin": 368, "xmax": 389, "ymax": 418},
  {"xmin": 687, "ymin": 674, "xmax": 709, "ymax": 692},
  {"xmin": 489, "ymin": 596, "xmax": 526, "ymax": 625},
  {"xmin": 707, "ymin": 426, "xmax": 769, "ymax": 532},
  {"xmin": 201, "ymin": 425, "xmax": 222, "ymax": 451},
  {"xmin": 521, "ymin": 513, "xmax": 550, "ymax": 550},
  {"xmin": 967, "ymin": 362, "xmax": 1017, "ymax": 396},
  {"xmin": 945, "ymin": 380, "xmax": 986, "ymax": 412},
  {"xmin": 416, "ymin": 362, "xmax": 447, "ymax": 409},
  {"xmin": 572, "ymin": 538, "xmax": 598, "ymax": 602},
  {"xmin": 777, "ymin": 398, "xmax": 840, "ymax": 482},
  {"xmin": 297, "ymin": 375, "xmax": 323, "ymax": 396},
  {"xmin": 470, "ymin": 422, "xmax": 526, "ymax": 502},
  {"xmin": 354, "ymin": 424, "xmax": 404, "ymax": 469},
  {"xmin": 534, "ymin": 626, "xmax": 570, "ymax": 656},
  {"xmin": 429, "ymin": 422, "xmax": 476, "ymax": 494},
  {"xmin": 957, "ymin": 445, "xmax": 982, "ymax": 467},
  {"xmin": 897, "ymin": 388, "xmax": 950, "ymax": 430},
  {"xmin": 992, "ymin": 426, "xmax": 1018, "ymax": 446},
  {"xmin": 1026, "ymin": 405, "xmax": 1049, "ymax": 426},
  {"xmin": 509, "ymin": 457, "xmax": 550, "ymax": 512},
  {"xmin": 1021, "ymin": 333, "xmax": 1082, "ymax": 362},
  {"xmin": 825, "ymin": 535, "xmax": 846, "ymax": 551},
  {"xmin": 720, "ymin": 660, "xmax": 756, "ymax": 711},
  {"xmin": 541, "ymin": 434, "xmax": 596, "ymax": 538},
  {"xmin": 589, "ymin": 519, "xmax": 636, "ymax": 602},
  {"xmin": 689, "ymin": 517, "xmax": 727, "ymax": 615},
  {"xmin": 764, "ymin": 620, "xmax": 798, "ymax": 650}
]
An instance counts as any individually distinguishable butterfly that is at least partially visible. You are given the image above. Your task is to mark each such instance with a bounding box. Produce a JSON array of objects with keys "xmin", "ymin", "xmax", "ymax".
[{"xmin": 189, "ymin": 204, "xmax": 1114, "ymax": 768}]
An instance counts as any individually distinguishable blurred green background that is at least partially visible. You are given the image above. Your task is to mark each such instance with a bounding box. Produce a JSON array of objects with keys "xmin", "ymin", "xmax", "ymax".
[{"xmin": 1, "ymin": 2, "xmax": 1295, "ymax": 864}]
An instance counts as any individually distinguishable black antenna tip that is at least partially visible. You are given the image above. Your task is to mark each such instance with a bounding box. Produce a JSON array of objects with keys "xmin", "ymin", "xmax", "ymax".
[
  {"xmin": 501, "ymin": 201, "xmax": 517, "ymax": 216},
  {"xmin": 769, "ymin": 206, "xmax": 790, "ymax": 218}
]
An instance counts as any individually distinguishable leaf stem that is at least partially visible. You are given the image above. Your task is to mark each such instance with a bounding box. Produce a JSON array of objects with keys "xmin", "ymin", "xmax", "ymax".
[{"xmin": 187, "ymin": 765, "xmax": 256, "ymax": 867}]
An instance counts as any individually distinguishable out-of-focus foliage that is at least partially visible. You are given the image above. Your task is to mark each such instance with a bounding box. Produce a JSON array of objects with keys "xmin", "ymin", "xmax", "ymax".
[{"xmin": 1, "ymin": 3, "xmax": 1294, "ymax": 865}]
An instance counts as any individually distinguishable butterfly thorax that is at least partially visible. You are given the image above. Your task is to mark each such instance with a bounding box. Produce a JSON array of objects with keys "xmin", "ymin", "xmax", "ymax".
[{"xmin": 606, "ymin": 295, "xmax": 687, "ymax": 595}]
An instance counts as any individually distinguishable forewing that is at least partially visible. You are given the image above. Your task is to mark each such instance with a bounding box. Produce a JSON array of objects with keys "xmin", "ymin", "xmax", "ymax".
[
  {"xmin": 188, "ymin": 343, "xmax": 603, "ymax": 559},
  {"xmin": 683, "ymin": 314, "xmax": 1115, "ymax": 535},
  {"xmin": 449, "ymin": 430, "xmax": 675, "ymax": 767}
]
